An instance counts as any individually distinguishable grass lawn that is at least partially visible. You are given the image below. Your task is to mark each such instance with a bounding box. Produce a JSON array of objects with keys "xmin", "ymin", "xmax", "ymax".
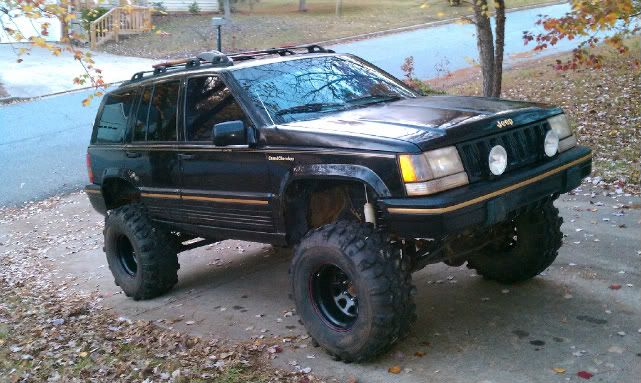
[
  {"xmin": 444, "ymin": 41, "xmax": 641, "ymax": 193},
  {"xmin": 101, "ymin": 0, "xmax": 555, "ymax": 58}
]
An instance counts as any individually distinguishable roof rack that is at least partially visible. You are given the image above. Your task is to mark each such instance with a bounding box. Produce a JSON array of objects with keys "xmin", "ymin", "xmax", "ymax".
[
  {"xmin": 228, "ymin": 44, "xmax": 334, "ymax": 61},
  {"xmin": 127, "ymin": 44, "xmax": 335, "ymax": 83}
]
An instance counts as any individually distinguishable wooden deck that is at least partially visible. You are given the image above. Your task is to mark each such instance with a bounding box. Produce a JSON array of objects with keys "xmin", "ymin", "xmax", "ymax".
[{"xmin": 89, "ymin": 6, "xmax": 152, "ymax": 49}]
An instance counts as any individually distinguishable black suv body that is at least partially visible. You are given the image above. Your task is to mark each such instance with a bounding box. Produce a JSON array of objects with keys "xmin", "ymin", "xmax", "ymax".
[{"xmin": 85, "ymin": 46, "xmax": 591, "ymax": 362}]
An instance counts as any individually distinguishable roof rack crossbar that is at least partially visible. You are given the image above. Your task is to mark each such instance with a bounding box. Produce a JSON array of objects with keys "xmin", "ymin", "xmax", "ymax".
[{"xmin": 227, "ymin": 44, "xmax": 334, "ymax": 61}]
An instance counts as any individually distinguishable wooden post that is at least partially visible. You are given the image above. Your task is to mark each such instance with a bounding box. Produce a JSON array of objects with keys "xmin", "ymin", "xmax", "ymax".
[
  {"xmin": 90, "ymin": 21, "xmax": 96, "ymax": 49},
  {"xmin": 146, "ymin": 7, "xmax": 151, "ymax": 31},
  {"xmin": 335, "ymin": 0, "xmax": 343, "ymax": 17},
  {"xmin": 113, "ymin": 8, "xmax": 120, "ymax": 43}
]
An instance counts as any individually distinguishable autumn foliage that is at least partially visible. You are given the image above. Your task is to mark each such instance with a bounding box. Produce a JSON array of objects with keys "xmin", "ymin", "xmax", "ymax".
[
  {"xmin": 523, "ymin": 0, "xmax": 641, "ymax": 70},
  {"xmin": 2, "ymin": 0, "xmax": 106, "ymax": 103}
]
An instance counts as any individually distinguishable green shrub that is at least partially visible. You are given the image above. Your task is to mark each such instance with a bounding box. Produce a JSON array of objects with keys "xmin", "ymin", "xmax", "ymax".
[
  {"xmin": 188, "ymin": 1, "xmax": 201, "ymax": 14},
  {"xmin": 80, "ymin": 7, "xmax": 109, "ymax": 32}
]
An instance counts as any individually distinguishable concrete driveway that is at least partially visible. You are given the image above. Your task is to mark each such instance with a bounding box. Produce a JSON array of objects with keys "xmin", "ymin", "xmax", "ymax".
[{"xmin": 3, "ymin": 185, "xmax": 638, "ymax": 383}]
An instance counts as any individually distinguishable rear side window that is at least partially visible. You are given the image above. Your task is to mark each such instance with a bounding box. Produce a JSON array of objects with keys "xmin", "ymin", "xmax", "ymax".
[
  {"xmin": 94, "ymin": 91, "xmax": 135, "ymax": 144},
  {"xmin": 185, "ymin": 76, "xmax": 249, "ymax": 141},
  {"xmin": 133, "ymin": 81, "xmax": 180, "ymax": 142}
]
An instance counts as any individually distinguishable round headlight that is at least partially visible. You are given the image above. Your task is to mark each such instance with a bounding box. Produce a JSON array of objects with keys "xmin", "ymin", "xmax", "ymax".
[
  {"xmin": 544, "ymin": 130, "xmax": 559, "ymax": 157},
  {"xmin": 488, "ymin": 145, "xmax": 508, "ymax": 176}
]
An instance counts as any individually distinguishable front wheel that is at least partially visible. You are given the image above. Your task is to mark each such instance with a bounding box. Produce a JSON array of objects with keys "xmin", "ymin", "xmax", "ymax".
[
  {"xmin": 290, "ymin": 221, "xmax": 416, "ymax": 362},
  {"xmin": 466, "ymin": 199, "xmax": 563, "ymax": 283}
]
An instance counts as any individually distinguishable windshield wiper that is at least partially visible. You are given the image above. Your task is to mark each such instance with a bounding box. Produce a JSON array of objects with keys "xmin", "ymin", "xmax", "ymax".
[
  {"xmin": 347, "ymin": 94, "xmax": 402, "ymax": 106},
  {"xmin": 275, "ymin": 102, "xmax": 346, "ymax": 116}
]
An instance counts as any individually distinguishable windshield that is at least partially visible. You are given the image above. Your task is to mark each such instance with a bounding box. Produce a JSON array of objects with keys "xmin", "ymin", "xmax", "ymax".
[{"xmin": 231, "ymin": 56, "xmax": 416, "ymax": 124}]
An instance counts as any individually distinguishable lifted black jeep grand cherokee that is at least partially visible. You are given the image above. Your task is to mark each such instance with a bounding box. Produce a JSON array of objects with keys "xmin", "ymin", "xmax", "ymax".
[{"xmin": 85, "ymin": 45, "xmax": 592, "ymax": 362}]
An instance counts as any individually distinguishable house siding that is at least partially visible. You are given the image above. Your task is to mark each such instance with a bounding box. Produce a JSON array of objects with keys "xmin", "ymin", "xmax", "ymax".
[
  {"xmin": 162, "ymin": 0, "xmax": 220, "ymax": 12},
  {"xmin": 76, "ymin": 1, "xmax": 220, "ymax": 13}
]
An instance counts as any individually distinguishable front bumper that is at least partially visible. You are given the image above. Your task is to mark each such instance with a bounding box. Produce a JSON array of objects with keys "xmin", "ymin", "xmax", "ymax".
[{"xmin": 379, "ymin": 146, "xmax": 592, "ymax": 238}]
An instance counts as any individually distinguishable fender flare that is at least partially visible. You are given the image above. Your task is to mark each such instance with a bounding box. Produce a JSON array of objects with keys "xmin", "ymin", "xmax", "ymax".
[
  {"xmin": 100, "ymin": 168, "xmax": 141, "ymax": 208},
  {"xmin": 280, "ymin": 164, "xmax": 392, "ymax": 201}
]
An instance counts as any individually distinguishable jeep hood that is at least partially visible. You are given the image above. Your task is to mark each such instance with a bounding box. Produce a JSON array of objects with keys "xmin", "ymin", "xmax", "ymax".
[{"xmin": 277, "ymin": 95, "xmax": 562, "ymax": 152}]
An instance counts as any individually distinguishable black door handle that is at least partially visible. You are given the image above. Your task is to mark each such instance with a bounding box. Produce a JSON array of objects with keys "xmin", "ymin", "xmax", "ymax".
[
  {"xmin": 126, "ymin": 151, "xmax": 141, "ymax": 158},
  {"xmin": 179, "ymin": 153, "xmax": 195, "ymax": 160}
]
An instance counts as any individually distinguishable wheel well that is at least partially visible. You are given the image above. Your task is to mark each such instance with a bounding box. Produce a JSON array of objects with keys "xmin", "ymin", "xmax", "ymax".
[
  {"xmin": 102, "ymin": 178, "xmax": 140, "ymax": 211},
  {"xmin": 283, "ymin": 179, "xmax": 372, "ymax": 244}
]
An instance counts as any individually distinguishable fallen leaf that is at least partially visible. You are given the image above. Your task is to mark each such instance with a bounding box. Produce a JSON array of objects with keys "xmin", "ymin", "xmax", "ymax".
[
  {"xmin": 577, "ymin": 371, "xmax": 594, "ymax": 379},
  {"xmin": 553, "ymin": 367, "xmax": 566, "ymax": 374},
  {"xmin": 609, "ymin": 284, "xmax": 622, "ymax": 290},
  {"xmin": 388, "ymin": 366, "xmax": 401, "ymax": 374},
  {"xmin": 414, "ymin": 351, "xmax": 425, "ymax": 357}
]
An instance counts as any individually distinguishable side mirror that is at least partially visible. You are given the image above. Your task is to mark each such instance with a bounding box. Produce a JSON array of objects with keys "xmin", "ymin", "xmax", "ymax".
[{"xmin": 212, "ymin": 120, "xmax": 246, "ymax": 146}]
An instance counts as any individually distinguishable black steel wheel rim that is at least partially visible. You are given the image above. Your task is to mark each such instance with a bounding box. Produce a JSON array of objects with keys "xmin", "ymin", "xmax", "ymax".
[
  {"xmin": 310, "ymin": 264, "xmax": 358, "ymax": 329},
  {"xmin": 116, "ymin": 234, "xmax": 137, "ymax": 277}
]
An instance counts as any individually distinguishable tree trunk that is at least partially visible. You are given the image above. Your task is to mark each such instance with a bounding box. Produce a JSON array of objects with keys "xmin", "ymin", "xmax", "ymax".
[
  {"xmin": 492, "ymin": 0, "xmax": 506, "ymax": 97},
  {"xmin": 336, "ymin": 0, "xmax": 343, "ymax": 17},
  {"xmin": 299, "ymin": 0, "xmax": 307, "ymax": 12},
  {"xmin": 223, "ymin": 0, "xmax": 231, "ymax": 18},
  {"xmin": 473, "ymin": 0, "xmax": 495, "ymax": 97}
]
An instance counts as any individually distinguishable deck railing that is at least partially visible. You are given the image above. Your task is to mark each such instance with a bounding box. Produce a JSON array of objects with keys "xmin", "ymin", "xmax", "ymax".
[{"xmin": 89, "ymin": 6, "xmax": 152, "ymax": 49}]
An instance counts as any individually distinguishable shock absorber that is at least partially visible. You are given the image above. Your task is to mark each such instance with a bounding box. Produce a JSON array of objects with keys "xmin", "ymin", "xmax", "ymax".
[{"xmin": 363, "ymin": 184, "xmax": 376, "ymax": 227}]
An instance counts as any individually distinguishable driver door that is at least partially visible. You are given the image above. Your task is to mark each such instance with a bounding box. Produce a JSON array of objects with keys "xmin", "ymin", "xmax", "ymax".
[{"xmin": 178, "ymin": 75, "xmax": 274, "ymax": 233}]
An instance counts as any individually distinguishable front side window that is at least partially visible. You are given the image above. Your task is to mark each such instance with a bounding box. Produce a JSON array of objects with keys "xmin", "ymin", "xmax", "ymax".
[
  {"xmin": 231, "ymin": 56, "xmax": 416, "ymax": 124},
  {"xmin": 184, "ymin": 76, "xmax": 249, "ymax": 141},
  {"xmin": 132, "ymin": 81, "xmax": 180, "ymax": 142},
  {"xmin": 94, "ymin": 91, "xmax": 135, "ymax": 144}
]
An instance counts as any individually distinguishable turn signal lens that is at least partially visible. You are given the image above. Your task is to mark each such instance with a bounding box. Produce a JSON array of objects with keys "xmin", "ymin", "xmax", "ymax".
[
  {"xmin": 558, "ymin": 135, "xmax": 577, "ymax": 152},
  {"xmin": 399, "ymin": 154, "xmax": 432, "ymax": 183},
  {"xmin": 405, "ymin": 172, "xmax": 469, "ymax": 196}
]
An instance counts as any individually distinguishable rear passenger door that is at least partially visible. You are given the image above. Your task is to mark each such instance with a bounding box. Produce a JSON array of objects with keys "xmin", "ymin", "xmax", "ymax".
[
  {"xmin": 178, "ymin": 75, "xmax": 273, "ymax": 233},
  {"xmin": 128, "ymin": 80, "xmax": 183, "ymax": 221}
]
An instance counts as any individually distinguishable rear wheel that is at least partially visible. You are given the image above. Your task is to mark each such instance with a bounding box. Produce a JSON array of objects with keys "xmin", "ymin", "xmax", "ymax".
[
  {"xmin": 104, "ymin": 204, "xmax": 179, "ymax": 300},
  {"xmin": 290, "ymin": 221, "xmax": 416, "ymax": 362},
  {"xmin": 466, "ymin": 199, "xmax": 563, "ymax": 283}
]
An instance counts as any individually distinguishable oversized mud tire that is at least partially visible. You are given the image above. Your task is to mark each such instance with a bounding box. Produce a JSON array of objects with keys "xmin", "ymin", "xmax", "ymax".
[
  {"xmin": 466, "ymin": 200, "xmax": 563, "ymax": 283},
  {"xmin": 104, "ymin": 204, "xmax": 179, "ymax": 300},
  {"xmin": 290, "ymin": 220, "xmax": 416, "ymax": 362}
]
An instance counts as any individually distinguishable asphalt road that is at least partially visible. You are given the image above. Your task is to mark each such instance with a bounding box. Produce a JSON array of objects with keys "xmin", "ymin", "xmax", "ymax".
[
  {"xmin": 331, "ymin": 2, "xmax": 585, "ymax": 79},
  {"xmin": 0, "ymin": 89, "xmax": 99, "ymax": 206},
  {"xmin": 4, "ymin": 185, "xmax": 638, "ymax": 382}
]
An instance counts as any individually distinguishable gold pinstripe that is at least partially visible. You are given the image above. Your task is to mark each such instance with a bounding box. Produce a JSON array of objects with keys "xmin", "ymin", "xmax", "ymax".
[{"xmin": 140, "ymin": 192, "xmax": 268, "ymax": 205}]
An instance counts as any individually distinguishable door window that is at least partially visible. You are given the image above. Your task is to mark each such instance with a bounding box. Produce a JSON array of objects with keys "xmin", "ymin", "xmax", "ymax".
[
  {"xmin": 132, "ymin": 81, "xmax": 180, "ymax": 142},
  {"xmin": 184, "ymin": 76, "xmax": 249, "ymax": 141},
  {"xmin": 93, "ymin": 91, "xmax": 135, "ymax": 144}
]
